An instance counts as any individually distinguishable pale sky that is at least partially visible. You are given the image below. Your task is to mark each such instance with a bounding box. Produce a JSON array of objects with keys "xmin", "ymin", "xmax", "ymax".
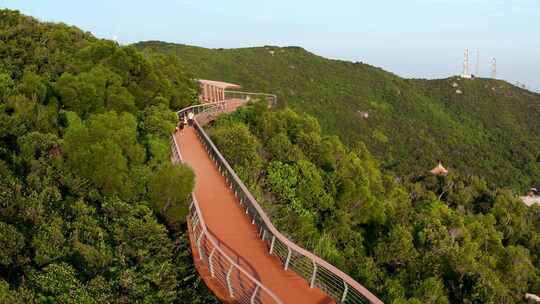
[{"xmin": 2, "ymin": 0, "xmax": 539, "ymax": 91}]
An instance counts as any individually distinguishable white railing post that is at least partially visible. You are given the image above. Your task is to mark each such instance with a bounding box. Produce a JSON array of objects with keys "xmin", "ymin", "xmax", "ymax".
[
  {"xmin": 226, "ymin": 265, "xmax": 235, "ymax": 298},
  {"xmin": 250, "ymin": 285, "xmax": 260, "ymax": 304},
  {"xmin": 284, "ymin": 247, "xmax": 292, "ymax": 270},
  {"xmin": 269, "ymin": 236, "xmax": 276, "ymax": 254},
  {"xmin": 310, "ymin": 262, "xmax": 318, "ymax": 288},
  {"xmin": 208, "ymin": 247, "xmax": 217, "ymax": 277},
  {"xmin": 192, "ymin": 214, "xmax": 200, "ymax": 229},
  {"xmin": 196, "ymin": 230, "xmax": 204, "ymax": 260},
  {"xmin": 341, "ymin": 281, "xmax": 349, "ymax": 303}
]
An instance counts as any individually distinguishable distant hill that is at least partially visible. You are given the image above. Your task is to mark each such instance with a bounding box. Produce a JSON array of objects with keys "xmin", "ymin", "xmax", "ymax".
[{"xmin": 134, "ymin": 41, "xmax": 540, "ymax": 191}]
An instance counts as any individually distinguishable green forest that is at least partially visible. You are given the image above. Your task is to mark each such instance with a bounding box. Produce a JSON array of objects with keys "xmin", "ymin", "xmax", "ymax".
[
  {"xmin": 207, "ymin": 102, "xmax": 540, "ymax": 303},
  {"xmin": 0, "ymin": 10, "xmax": 217, "ymax": 303},
  {"xmin": 135, "ymin": 41, "xmax": 540, "ymax": 192},
  {"xmin": 2, "ymin": 8, "xmax": 540, "ymax": 304}
]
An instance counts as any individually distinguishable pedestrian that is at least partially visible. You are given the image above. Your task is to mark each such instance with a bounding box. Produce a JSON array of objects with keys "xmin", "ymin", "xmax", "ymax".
[
  {"xmin": 188, "ymin": 111, "xmax": 194, "ymax": 126},
  {"xmin": 179, "ymin": 117, "xmax": 185, "ymax": 131}
]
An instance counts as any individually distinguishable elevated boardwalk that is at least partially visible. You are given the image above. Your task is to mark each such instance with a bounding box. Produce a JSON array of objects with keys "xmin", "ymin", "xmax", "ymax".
[
  {"xmin": 171, "ymin": 95, "xmax": 383, "ymax": 304},
  {"xmin": 176, "ymin": 127, "xmax": 332, "ymax": 303}
]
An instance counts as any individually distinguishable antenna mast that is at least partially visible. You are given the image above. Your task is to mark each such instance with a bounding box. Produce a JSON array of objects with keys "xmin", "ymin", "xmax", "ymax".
[
  {"xmin": 475, "ymin": 49, "xmax": 480, "ymax": 76},
  {"xmin": 463, "ymin": 48, "xmax": 469, "ymax": 76},
  {"xmin": 491, "ymin": 58, "xmax": 497, "ymax": 79}
]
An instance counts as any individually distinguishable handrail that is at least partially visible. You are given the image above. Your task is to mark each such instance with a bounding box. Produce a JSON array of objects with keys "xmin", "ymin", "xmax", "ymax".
[
  {"xmin": 174, "ymin": 96, "xmax": 383, "ymax": 303},
  {"xmin": 176, "ymin": 100, "xmax": 228, "ymax": 118},
  {"xmin": 171, "ymin": 133, "xmax": 284, "ymax": 304},
  {"xmin": 224, "ymin": 90, "xmax": 277, "ymax": 106}
]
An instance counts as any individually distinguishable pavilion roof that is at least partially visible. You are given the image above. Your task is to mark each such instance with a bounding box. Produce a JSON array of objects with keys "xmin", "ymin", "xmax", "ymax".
[
  {"xmin": 198, "ymin": 79, "xmax": 241, "ymax": 90},
  {"xmin": 521, "ymin": 196, "xmax": 540, "ymax": 207},
  {"xmin": 430, "ymin": 162, "xmax": 449, "ymax": 176}
]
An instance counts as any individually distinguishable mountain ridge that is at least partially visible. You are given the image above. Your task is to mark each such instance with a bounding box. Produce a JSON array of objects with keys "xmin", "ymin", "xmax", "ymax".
[{"xmin": 134, "ymin": 40, "xmax": 540, "ymax": 191}]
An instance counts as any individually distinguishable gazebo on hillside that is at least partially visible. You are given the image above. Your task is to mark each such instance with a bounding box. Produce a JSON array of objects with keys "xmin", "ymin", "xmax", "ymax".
[
  {"xmin": 198, "ymin": 79, "xmax": 241, "ymax": 103},
  {"xmin": 430, "ymin": 161, "xmax": 449, "ymax": 176},
  {"xmin": 521, "ymin": 188, "xmax": 540, "ymax": 207}
]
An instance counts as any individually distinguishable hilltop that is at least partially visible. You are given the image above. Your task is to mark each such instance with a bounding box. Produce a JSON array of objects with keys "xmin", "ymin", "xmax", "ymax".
[{"xmin": 134, "ymin": 41, "xmax": 540, "ymax": 191}]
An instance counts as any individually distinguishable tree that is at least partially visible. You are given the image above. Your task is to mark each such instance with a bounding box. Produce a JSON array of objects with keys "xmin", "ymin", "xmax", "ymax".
[
  {"xmin": 148, "ymin": 163, "xmax": 194, "ymax": 227},
  {"xmin": 295, "ymin": 159, "xmax": 334, "ymax": 212},
  {"xmin": 0, "ymin": 279, "xmax": 36, "ymax": 304},
  {"xmin": 107, "ymin": 199, "xmax": 179, "ymax": 303},
  {"xmin": 63, "ymin": 111, "xmax": 145, "ymax": 199},
  {"xmin": 375, "ymin": 224, "xmax": 418, "ymax": 268},
  {"xmin": 15, "ymin": 69, "xmax": 47, "ymax": 103},
  {"xmin": 29, "ymin": 263, "xmax": 94, "ymax": 304},
  {"xmin": 141, "ymin": 103, "xmax": 177, "ymax": 139},
  {"xmin": 17, "ymin": 132, "xmax": 61, "ymax": 168},
  {"xmin": 210, "ymin": 121, "xmax": 263, "ymax": 185},
  {"xmin": 0, "ymin": 72, "xmax": 14, "ymax": 102},
  {"xmin": 31, "ymin": 216, "xmax": 68, "ymax": 266},
  {"xmin": 266, "ymin": 132, "xmax": 304, "ymax": 162},
  {"xmin": 0, "ymin": 221, "xmax": 24, "ymax": 266},
  {"xmin": 55, "ymin": 66, "xmax": 136, "ymax": 118}
]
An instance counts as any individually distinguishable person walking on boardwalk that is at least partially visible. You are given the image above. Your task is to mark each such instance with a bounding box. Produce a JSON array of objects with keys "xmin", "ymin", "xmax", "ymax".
[
  {"xmin": 178, "ymin": 115, "xmax": 186, "ymax": 132},
  {"xmin": 181, "ymin": 115, "xmax": 188, "ymax": 130},
  {"xmin": 188, "ymin": 111, "xmax": 194, "ymax": 126}
]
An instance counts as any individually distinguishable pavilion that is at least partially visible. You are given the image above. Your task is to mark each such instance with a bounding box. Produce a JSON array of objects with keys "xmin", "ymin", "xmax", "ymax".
[
  {"xmin": 521, "ymin": 188, "xmax": 540, "ymax": 207},
  {"xmin": 198, "ymin": 79, "xmax": 241, "ymax": 103},
  {"xmin": 430, "ymin": 161, "xmax": 449, "ymax": 176}
]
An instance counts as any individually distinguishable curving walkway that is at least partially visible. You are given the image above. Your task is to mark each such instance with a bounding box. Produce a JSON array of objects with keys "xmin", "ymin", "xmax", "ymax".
[{"xmin": 175, "ymin": 127, "xmax": 334, "ymax": 304}]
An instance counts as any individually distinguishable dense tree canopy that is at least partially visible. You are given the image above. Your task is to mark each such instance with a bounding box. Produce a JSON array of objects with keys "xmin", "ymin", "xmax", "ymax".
[
  {"xmin": 0, "ymin": 9, "xmax": 216, "ymax": 303},
  {"xmin": 208, "ymin": 102, "xmax": 540, "ymax": 303}
]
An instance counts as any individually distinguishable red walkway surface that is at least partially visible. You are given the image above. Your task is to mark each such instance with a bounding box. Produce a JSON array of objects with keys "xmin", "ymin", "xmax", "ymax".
[{"xmin": 175, "ymin": 127, "xmax": 334, "ymax": 304}]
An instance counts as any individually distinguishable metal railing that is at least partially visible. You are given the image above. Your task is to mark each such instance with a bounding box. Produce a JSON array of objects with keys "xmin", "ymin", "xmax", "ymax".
[
  {"xmin": 176, "ymin": 91, "xmax": 277, "ymax": 120},
  {"xmin": 173, "ymin": 97, "xmax": 383, "ymax": 304},
  {"xmin": 171, "ymin": 133, "xmax": 283, "ymax": 304},
  {"xmin": 224, "ymin": 90, "xmax": 277, "ymax": 107},
  {"xmin": 176, "ymin": 100, "xmax": 228, "ymax": 119}
]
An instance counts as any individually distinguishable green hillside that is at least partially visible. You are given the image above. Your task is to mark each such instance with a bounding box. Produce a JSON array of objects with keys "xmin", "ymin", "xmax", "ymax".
[
  {"xmin": 134, "ymin": 41, "xmax": 540, "ymax": 191},
  {"xmin": 206, "ymin": 103, "xmax": 540, "ymax": 303}
]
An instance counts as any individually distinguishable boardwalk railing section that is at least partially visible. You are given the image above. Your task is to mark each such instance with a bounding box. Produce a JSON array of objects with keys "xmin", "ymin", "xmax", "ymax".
[
  {"xmin": 224, "ymin": 90, "xmax": 277, "ymax": 107},
  {"xmin": 173, "ymin": 96, "xmax": 383, "ymax": 304}
]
